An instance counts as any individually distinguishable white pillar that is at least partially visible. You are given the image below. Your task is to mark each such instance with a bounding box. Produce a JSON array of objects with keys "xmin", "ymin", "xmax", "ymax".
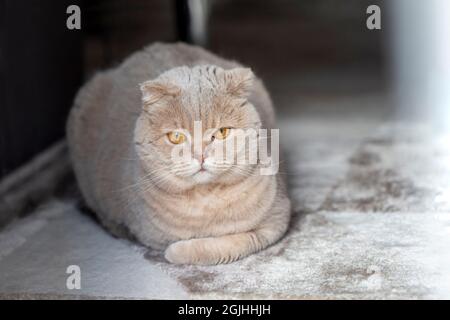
[{"xmin": 390, "ymin": 0, "xmax": 450, "ymax": 129}]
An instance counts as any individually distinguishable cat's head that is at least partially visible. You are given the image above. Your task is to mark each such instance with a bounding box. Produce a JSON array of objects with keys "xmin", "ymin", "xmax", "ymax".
[{"xmin": 134, "ymin": 65, "xmax": 262, "ymax": 192}]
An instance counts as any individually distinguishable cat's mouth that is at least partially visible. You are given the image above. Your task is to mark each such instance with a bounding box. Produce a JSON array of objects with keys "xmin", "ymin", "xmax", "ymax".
[
  {"xmin": 192, "ymin": 166, "xmax": 213, "ymax": 183},
  {"xmin": 195, "ymin": 168, "xmax": 208, "ymax": 176}
]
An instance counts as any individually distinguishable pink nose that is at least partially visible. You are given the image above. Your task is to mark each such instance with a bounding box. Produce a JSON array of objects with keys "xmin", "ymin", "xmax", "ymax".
[{"xmin": 195, "ymin": 154, "xmax": 204, "ymax": 164}]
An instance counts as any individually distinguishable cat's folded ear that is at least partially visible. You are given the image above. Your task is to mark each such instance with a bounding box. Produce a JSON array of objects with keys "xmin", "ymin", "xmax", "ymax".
[
  {"xmin": 139, "ymin": 80, "xmax": 181, "ymax": 106},
  {"xmin": 224, "ymin": 68, "xmax": 254, "ymax": 98}
]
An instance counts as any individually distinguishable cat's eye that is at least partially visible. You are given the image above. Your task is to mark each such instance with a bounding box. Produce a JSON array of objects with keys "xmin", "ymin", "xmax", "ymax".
[
  {"xmin": 167, "ymin": 131, "xmax": 186, "ymax": 144},
  {"xmin": 215, "ymin": 127, "xmax": 231, "ymax": 140}
]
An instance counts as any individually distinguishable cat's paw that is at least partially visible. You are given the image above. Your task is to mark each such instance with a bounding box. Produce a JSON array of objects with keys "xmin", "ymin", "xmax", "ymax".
[
  {"xmin": 165, "ymin": 238, "xmax": 222, "ymax": 265},
  {"xmin": 164, "ymin": 240, "xmax": 196, "ymax": 265},
  {"xmin": 165, "ymin": 237, "xmax": 244, "ymax": 265}
]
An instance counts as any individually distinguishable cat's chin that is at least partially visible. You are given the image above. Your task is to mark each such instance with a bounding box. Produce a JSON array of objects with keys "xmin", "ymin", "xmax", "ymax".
[{"xmin": 191, "ymin": 170, "xmax": 214, "ymax": 184}]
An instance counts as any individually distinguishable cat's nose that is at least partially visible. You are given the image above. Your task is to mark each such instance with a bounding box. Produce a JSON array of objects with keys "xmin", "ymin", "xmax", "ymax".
[{"xmin": 194, "ymin": 153, "xmax": 205, "ymax": 164}]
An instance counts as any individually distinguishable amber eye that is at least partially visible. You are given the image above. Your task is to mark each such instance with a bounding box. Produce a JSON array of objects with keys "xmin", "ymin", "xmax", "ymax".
[
  {"xmin": 215, "ymin": 127, "xmax": 231, "ymax": 140},
  {"xmin": 167, "ymin": 131, "xmax": 186, "ymax": 144}
]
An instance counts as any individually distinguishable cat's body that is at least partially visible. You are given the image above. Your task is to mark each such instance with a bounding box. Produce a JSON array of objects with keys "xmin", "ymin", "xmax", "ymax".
[{"xmin": 67, "ymin": 43, "xmax": 290, "ymax": 265}]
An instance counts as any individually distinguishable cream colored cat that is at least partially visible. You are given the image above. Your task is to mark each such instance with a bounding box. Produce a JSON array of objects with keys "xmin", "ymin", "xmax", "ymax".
[{"xmin": 67, "ymin": 43, "xmax": 291, "ymax": 265}]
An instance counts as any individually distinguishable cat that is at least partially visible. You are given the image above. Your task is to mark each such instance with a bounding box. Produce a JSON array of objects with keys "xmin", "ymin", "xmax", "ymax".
[{"xmin": 67, "ymin": 42, "xmax": 291, "ymax": 265}]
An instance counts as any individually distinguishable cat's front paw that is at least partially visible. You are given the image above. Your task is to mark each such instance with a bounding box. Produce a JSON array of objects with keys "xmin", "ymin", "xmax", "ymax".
[
  {"xmin": 164, "ymin": 235, "xmax": 251, "ymax": 265},
  {"xmin": 165, "ymin": 238, "xmax": 222, "ymax": 265},
  {"xmin": 164, "ymin": 240, "xmax": 196, "ymax": 265}
]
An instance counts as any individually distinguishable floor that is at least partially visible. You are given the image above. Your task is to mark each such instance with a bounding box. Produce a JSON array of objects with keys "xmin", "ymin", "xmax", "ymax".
[{"xmin": 1, "ymin": 74, "xmax": 450, "ymax": 299}]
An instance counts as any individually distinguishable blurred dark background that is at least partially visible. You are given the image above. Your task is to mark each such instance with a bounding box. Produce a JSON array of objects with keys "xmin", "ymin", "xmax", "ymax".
[{"xmin": 0, "ymin": 0, "xmax": 385, "ymax": 180}]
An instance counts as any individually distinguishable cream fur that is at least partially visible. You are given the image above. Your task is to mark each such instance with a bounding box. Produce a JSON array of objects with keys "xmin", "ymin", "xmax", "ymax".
[{"xmin": 67, "ymin": 43, "xmax": 291, "ymax": 265}]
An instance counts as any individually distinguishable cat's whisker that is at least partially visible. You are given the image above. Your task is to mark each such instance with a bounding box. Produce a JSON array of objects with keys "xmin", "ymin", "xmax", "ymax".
[{"xmin": 114, "ymin": 165, "xmax": 177, "ymax": 193}]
